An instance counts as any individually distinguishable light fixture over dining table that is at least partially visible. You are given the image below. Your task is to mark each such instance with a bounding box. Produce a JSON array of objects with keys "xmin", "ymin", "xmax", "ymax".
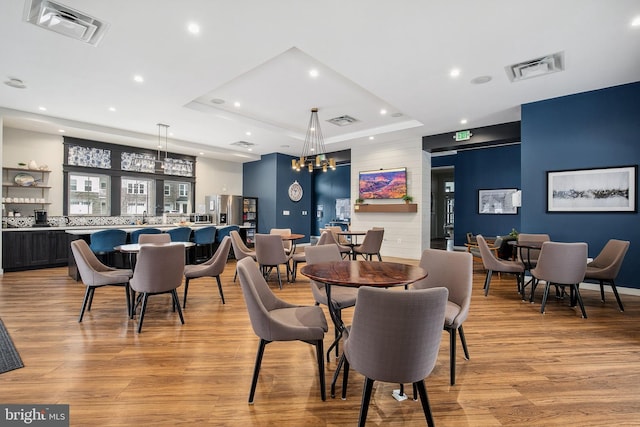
[{"xmin": 292, "ymin": 108, "xmax": 336, "ymax": 172}]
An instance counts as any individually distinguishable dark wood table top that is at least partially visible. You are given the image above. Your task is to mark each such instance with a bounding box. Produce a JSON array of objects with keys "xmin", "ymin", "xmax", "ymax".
[
  {"xmin": 279, "ymin": 233, "xmax": 305, "ymax": 241},
  {"xmin": 336, "ymin": 230, "xmax": 366, "ymax": 236},
  {"xmin": 508, "ymin": 241, "xmax": 544, "ymax": 249},
  {"xmin": 300, "ymin": 261, "xmax": 428, "ymax": 288}
]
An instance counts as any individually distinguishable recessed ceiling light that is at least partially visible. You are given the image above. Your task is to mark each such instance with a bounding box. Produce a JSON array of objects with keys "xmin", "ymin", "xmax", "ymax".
[
  {"xmin": 380, "ymin": 109, "xmax": 387, "ymax": 115},
  {"xmin": 58, "ymin": 129, "xmax": 65, "ymax": 133},
  {"xmin": 133, "ymin": 75, "xmax": 144, "ymax": 83},
  {"xmin": 369, "ymin": 136, "xmax": 375, "ymax": 140},
  {"xmin": 460, "ymin": 119, "xmax": 468, "ymax": 125},
  {"xmin": 234, "ymin": 101, "xmax": 241, "ymax": 108},
  {"xmin": 38, "ymin": 106, "xmax": 47, "ymax": 111},
  {"xmin": 246, "ymin": 131, "xmax": 252, "ymax": 136},
  {"xmin": 187, "ymin": 22, "xmax": 200, "ymax": 34},
  {"xmin": 450, "ymin": 68, "xmax": 461, "ymax": 78},
  {"xmin": 199, "ymin": 152, "xmax": 204, "ymax": 156},
  {"xmin": 108, "ymin": 107, "xmax": 116, "ymax": 112},
  {"xmin": 632, "ymin": 16, "xmax": 640, "ymax": 27},
  {"xmin": 309, "ymin": 69, "xmax": 319, "ymax": 78},
  {"xmin": 471, "ymin": 75, "xmax": 492, "ymax": 84}
]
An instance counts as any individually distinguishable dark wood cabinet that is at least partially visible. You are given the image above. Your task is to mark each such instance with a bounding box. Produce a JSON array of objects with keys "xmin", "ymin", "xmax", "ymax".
[{"xmin": 2, "ymin": 230, "xmax": 73, "ymax": 271}]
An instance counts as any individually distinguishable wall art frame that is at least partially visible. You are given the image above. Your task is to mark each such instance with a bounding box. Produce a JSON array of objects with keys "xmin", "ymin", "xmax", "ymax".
[
  {"xmin": 478, "ymin": 188, "xmax": 518, "ymax": 214},
  {"xmin": 546, "ymin": 165, "xmax": 637, "ymax": 212}
]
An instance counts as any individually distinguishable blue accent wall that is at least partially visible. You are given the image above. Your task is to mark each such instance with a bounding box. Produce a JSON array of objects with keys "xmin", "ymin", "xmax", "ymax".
[
  {"xmin": 243, "ymin": 153, "xmax": 313, "ymax": 243},
  {"xmin": 521, "ymin": 81, "xmax": 640, "ymax": 288},
  {"xmin": 312, "ymin": 164, "xmax": 351, "ymax": 236},
  {"xmin": 433, "ymin": 145, "xmax": 521, "ymax": 246}
]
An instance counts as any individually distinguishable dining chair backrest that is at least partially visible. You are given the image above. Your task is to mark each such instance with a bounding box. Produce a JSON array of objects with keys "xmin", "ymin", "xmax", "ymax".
[
  {"xmin": 317, "ymin": 230, "xmax": 337, "ymax": 246},
  {"xmin": 129, "ymin": 228, "xmax": 162, "ymax": 243},
  {"xmin": 587, "ymin": 239, "xmax": 630, "ymax": 280},
  {"xmin": 129, "ymin": 244, "xmax": 185, "ymax": 294},
  {"xmin": 324, "ymin": 226, "xmax": 349, "ymax": 245},
  {"xmin": 304, "ymin": 244, "xmax": 342, "ymax": 298},
  {"xmin": 255, "ymin": 234, "xmax": 289, "ymax": 266},
  {"xmin": 89, "ymin": 229, "xmax": 127, "ymax": 254},
  {"xmin": 138, "ymin": 233, "xmax": 171, "ymax": 244},
  {"xmin": 193, "ymin": 226, "xmax": 216, "ymax": 245},
  {"xmin": 345, "ymin": 286, "xmax": 448, "ymax": 384},
  {"xmin": 533, "ymin": 241, "xmax": 588, "ymax": 285},
  {"xmin": 72, "ymin": 239, "xmax": 127, "ymax": 284},
  {"xmin": 270, "ymin": 228, "xmax": 292, "ymax": 252},
  {"xmin": 166, "ymin": 226, "xmax": 192, "ymax": 242},
  {"xmin": 216, "ymin": 225, "xmax": 240, "ymax": 243},
  {"xmin": 517, "ymin": 233, "xmax": 550, "ymax": 263},
  {"xmin": 230, "ymin": 230, "xmax": 256, "ymax": 261}
]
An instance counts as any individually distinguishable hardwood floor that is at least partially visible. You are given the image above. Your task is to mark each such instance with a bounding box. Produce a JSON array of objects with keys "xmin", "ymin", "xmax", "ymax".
[{"xmin": 1, "ymin": 258, "xmax": 640, "ymax": 426}]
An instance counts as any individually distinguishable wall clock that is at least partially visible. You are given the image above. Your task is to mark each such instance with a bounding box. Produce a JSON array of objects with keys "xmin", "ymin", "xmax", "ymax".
[{"xmin": 288, "ymin": 180, "xmax": 303, "ymax": 202}]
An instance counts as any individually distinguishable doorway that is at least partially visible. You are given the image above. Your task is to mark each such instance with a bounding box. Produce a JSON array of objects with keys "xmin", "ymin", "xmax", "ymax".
[{"xmin": 430, "ymin": 167, "xmax": 454, "ymax": 249}]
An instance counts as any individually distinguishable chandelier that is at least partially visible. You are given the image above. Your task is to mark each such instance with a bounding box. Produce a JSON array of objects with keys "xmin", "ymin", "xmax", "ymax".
[
  {"xmin": 156, "ymin": 123, "xmax": 169, "ymax": 169},
  {"xmin": 291, "ymin": 108, "xmax": 336, "ymax": 172}
]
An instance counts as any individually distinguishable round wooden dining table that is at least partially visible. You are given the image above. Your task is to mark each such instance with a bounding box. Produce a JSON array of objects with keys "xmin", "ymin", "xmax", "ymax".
[
  {"xmin": 336, "ymin": 230, "xmax": 366, "ymax": 259},
  {"xmin": 300, "ymin": 260, "xmax": 428, "ymax": 398}
]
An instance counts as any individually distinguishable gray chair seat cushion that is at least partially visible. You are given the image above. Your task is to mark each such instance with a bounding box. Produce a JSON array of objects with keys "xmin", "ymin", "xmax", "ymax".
[{"xmin": 268, "ymin": 306, "xmax": 328, "ymax": 341}]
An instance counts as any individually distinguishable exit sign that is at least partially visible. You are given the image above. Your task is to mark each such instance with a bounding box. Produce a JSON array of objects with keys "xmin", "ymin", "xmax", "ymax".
[{"xmin": 454, "ymin": 130, "xmax": 472, "ymax": 141}]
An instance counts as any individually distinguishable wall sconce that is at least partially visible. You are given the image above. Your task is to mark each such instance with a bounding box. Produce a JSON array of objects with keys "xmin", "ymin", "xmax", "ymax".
[{"xmin": 512, "ymin": 190, "xmax": 522, "ymax": 208}]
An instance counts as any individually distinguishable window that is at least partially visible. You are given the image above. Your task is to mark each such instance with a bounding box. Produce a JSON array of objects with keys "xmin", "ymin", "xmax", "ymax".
[
  {"xmin": 164, "ymin": 180, "xmax": 192, "ymax": 214},
  {"xmin": 68, "ymin": 173, "xmax": 111, "ymax": 215},
  {"xmin": 121, "ymin": 177, "xmax": 155, "ymax": 215}
]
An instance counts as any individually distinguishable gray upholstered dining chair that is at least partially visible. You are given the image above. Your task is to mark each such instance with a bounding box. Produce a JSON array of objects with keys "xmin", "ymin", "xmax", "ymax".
[
  {"xmin": 476, "ymin": 235, "xmax": 525, "ymax": 297},
  {"xmin": 516, "ymin": 233, "xmax": 550, "ymax": 269},
  {"xmin": 229, "ymin": 230, "xmax": 257, "ymax": 282},
  {"xmin": 352, "ymin": 228, "xmax": 384, "ymax": 261},
  {"xmin": 138, "ymin": 233, "xmax": 171, "ymax": 244},
  {"xmin": 71, "ymin": 239, "xmax": 133, "ymax": 322},
  {"xmin": 318, "ymin": 229, "xmax": 352, "ymax": 259},
  {"xmin": 304, "ymin": 243, "xmax": 358, "ymax": 361},
  {"xmin": 585, "ymin": 239, "xmax": 630, "ymax": 312},
  {"xmin": 129, "ymin": 244, "xmax": 185, "ymax": 333},
  {"xmin": 182, "ymin": 235, "xmax": 232, "ymax": 307},
  {"xmin": 530, "ymin": 241, "xmax": 588, "ymax": 318},
  {"xmin": 255, "ymin": 233, "xmax": 292, "ymax": 289},
  {"xmin": 341, "ymin": 286, "xmax": 448, "ymax": 426},
  {"xmin": 236, "ymin": 257, "xmax": 328, "ymax": 403},
  {"xmin": 412, "ymin": 248, "xmax": 472, "ymax": 386},
  {"xmin": 269, "ymin": 228, "xmax": 293, "ymax": 255}
]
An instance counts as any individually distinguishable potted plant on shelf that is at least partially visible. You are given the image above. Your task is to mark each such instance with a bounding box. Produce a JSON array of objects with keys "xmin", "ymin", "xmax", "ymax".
[
  {"xmin": 355, "ymin": 198, "xmax": 364, "ymax": 205},
  {"xmin": 401, "ymin": 194, "xmax": 413, "ymax": 204}
]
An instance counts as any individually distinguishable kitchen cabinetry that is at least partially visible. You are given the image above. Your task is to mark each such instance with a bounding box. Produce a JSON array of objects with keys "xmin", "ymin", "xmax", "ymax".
[
  {"xmin": 242, "ymin": 197, "xmax": 258, "ymax": 247},
  {"xmin": 2, "ymin": 167, "xmax": 51, "ymax": 217},
  {"xmin": 2, "ymin": 230, "xmax": 72, "ymax": 271}
]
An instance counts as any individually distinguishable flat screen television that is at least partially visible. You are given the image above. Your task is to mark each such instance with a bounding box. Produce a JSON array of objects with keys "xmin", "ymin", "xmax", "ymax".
[{"xmin": 359, "ymin": 167, "xmax": 407, "ymax": 199}]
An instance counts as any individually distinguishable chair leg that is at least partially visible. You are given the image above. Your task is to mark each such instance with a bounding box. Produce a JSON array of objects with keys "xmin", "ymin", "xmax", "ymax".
[
  {"xmin": 330, "ymin": 353, "xmax": 346, "ymax": 399},
  {"xmin": 414, "ymin": 380, "xmax": 436, "ymax": 427},
  {"xmin": 341, "ymin": 357, "xmax": 350, "ymax": 400},
  {"xmin": 448, "ymin": 326, "xmax": 456, "ymax": 385},
  {"xmin": 78, "ymin": 287, "xmax": 94, "ymax": 322},
  {"xmin": 540, "ymin": 282, "xmax": 552, "ymax": 314},
  {"xmin": 137, "ymin": 293, "xmax": 149, "ymax": 333},
  {"xmin": 483, "ymin": 269, "xmax": 493, "ymax": 296},
  {"xmin": 124, "ymin": 283, "xmax": 131, "ymax": 317},
  {"xmin": 171, "ymin": 290, "xmax": 185, "ymax": 324},
  {"xmin": 314, "ymin": 339, "xmax": 326, "ymax": 401},
  {"xmin": 358, "ymin": 377, "xmax": 375, "ymax": 427},
  {"xmin": 183, "ymin": 277, "xmax": 190, "ymax": 308},
  {"xmin": 276, "ymin": 266, "xmax": 282, "ymax": 290},
  {"xmin": 249, "ymin": 339, "xmax": 268, "ymax": 404},
  {"xmin": 215, "ymin": 276, "xmax": 225, "ymax": 304},
  {"xmin": 599, "ymin": 280, "xmax": 606, "ymax": 302},
  {"xmin": 609, "ymin": 280, "xmax": 625, "ymax": 312},
  {"xmin": 573, "ymin": 284, "xmax": 588, "ymax": 318},
  {"xmin": 459, "ymin": 325, "xmax": 470, "ymax": 360}
]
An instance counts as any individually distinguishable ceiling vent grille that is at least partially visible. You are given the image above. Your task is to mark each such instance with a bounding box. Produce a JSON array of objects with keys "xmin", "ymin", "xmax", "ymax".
[
  {"xmin": 505, "ymin": 52, "xmax": 564, "ymax": 82},
  {"xmin": 23, "ymin": 0, "xmax": 109, "ymax": 46},
  {"xmin": 231, "ymin": 141, "xmax": 256, "ymax": 149},
  {"xmin": 327, "ymin": 115, "xmax": 359, "ymax": 127}
]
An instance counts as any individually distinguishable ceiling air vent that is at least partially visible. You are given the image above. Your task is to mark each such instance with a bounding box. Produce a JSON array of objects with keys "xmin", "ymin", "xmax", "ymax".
[
  {"xmin": 23, "ymin": 0, "xmax": 109, "ymax": 46},
  {"xmin": 327, "ymin": 115, "xmax": 359, "ymax": 127},
  {"xmin": 231, "ymin": 141, "xmax": 256, "ymax": 150},
  {"xmin": 505, "ymin": 52, "xmax": 564, "ymax": 82}
]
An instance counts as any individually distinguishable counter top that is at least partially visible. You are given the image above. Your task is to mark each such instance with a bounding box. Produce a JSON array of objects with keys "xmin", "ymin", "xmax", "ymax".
[{"xmin": 2, "ymin": 223, "xmax": 251, "ymax": 233}]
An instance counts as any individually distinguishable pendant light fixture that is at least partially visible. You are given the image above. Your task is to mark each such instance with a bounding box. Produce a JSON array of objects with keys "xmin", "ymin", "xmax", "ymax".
[
  {"xmin": 156, "ymin": 123, "xmax": 169, "ymax": 169},
  {"xmin": 291, "ymin": 108, "xmax": 336, "ymax": 172}
]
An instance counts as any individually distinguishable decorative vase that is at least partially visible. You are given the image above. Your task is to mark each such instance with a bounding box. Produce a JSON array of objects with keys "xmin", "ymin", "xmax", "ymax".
[{"xmin": 28, "ymin": 160, "xmax": 38, "ymax": 170}]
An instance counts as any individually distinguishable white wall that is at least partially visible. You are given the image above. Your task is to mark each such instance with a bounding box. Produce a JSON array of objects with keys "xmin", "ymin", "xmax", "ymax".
[
  {"xmin": 350, "ymin": 137, "xmax": 430, "ymax": 260},
  {"xmin": 194, "ymin": 157, "xmax": 243, "ymax": 211}
]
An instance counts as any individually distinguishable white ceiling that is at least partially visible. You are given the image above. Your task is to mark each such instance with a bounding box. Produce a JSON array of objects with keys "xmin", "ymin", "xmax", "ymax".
[{"xmin": 1, "ymin": 1, "xmax": 639, "ymax": 163}]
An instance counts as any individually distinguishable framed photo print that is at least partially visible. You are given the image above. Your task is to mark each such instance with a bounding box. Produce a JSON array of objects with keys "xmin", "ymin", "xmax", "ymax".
[
  {"xmin": 478, "ymin": 188, "xmax": 518, "ymax": 214},
  {"xmin": 547, "ymin": 165, "xmax": 637, "ymax": 212}
]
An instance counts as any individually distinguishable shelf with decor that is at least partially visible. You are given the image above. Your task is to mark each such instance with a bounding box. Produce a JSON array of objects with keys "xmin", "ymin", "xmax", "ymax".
[
  {"xmin": 2, "ymin": 167, "xmax": 52, "ymax": 214},
  {"xmin": 354, "ymin": 203, "xmax": 417, "ymax": 213}
]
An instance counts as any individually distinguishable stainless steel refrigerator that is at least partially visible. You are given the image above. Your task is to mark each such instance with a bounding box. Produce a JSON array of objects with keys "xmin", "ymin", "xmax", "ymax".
[{"xmin": 205, "ymin": 195, "xmax": 243, "ymax": 225}]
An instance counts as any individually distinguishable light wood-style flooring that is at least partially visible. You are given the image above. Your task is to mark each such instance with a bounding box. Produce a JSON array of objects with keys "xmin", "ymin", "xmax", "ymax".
[{"xmin": 1, "ymin": 257, "xmax": 639, "ymax": 426}]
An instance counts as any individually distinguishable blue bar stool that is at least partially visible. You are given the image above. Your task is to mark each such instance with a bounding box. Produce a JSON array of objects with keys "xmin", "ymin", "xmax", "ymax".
[
  {"xmin": 193, "ymin": 226, "xmax": 217, "ymax": 264},
  {"xmin": 89, "ymin": 229, "xmax": 127, "ymax": 267}
]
